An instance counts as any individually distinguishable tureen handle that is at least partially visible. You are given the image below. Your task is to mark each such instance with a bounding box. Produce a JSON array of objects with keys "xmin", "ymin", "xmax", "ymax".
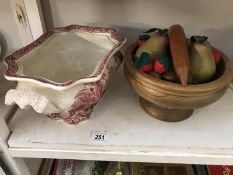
[{"xmin": 5, "ymin": 89, "xmax": 59, "ymax": 114}]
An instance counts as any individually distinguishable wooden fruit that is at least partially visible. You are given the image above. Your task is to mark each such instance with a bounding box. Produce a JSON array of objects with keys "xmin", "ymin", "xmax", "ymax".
[
  {"xmin": 190, "ymin": 38, "xmax": 216, "ymax": 83},
  {"xmin": 154, "ymin": 55, "xmax": 171, "ymax": 74},
  {"xmin": 133, "ymin": 52, "xmax": 153, "ymax": 72},
  {"xmin": 136, "ymin": 35, "xmax": 150, "ymax": 47},
  {"xmin": 168, "ymin": 24, "xmax": 190, "ymax": 86},
  {"xmin": 212, "ymin": 48, "xmax": 222, "ymax": 64},
  {"xmin": 140, "ymin": 52, "xmax": 153, "ymax": 72},
  {"xmin": 124, "ymin": 44, "xmax": 233, "ymax": 122},
  {"xmin": 136, "ymin": 33, "xmax": 168, "ymax": 58}
]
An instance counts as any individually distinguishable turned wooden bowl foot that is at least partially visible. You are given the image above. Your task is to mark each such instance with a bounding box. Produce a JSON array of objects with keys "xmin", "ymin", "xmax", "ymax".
[{"xmin": 139, "ymin": 97, "xmax": 193, "ymax": 122}]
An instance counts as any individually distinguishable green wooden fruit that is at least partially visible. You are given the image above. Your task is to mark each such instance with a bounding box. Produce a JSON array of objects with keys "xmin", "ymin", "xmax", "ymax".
[
  {"xmin": 190, "ymin": 41, "xmax": 216, "ymax": 83},
  {"xmin": 136, "ymin": 33, "xmax": 168, "ymax": 58}
]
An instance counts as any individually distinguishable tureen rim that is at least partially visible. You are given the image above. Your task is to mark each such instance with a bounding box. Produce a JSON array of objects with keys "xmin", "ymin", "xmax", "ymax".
[{"xmin": 4, "ymin": 24, "xmax": 126, "ymax": 90}]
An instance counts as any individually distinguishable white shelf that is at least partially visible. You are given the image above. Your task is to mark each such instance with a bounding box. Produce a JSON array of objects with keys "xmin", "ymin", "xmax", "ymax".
[{"xmin": 7, "ymin": 67, "xmax": 233, "ymax": 165}]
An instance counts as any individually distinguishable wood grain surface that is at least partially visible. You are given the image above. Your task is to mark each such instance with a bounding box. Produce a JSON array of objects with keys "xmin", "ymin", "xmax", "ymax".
[
  {"xmin": 124, "ymin": 44, "xmax": 233, "ymax": 121},
  {"xmin": 168, "ymin": 24, "xmax": 190, "ymax": 86}
]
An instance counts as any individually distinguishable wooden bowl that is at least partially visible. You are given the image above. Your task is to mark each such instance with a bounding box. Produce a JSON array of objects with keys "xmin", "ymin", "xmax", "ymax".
[{"xmin": 124, "ymin": 44, "xmax": 233, "ymax": 122}]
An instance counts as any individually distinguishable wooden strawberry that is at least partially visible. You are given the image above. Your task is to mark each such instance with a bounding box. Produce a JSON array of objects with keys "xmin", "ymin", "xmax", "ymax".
[
  {"xmin": 212, "ymin": 48, "xmax": 222, "ymax": 64},
  {"xmin": 140, "ymin": 62, "xmax": 153, "ymax": 72},
  {"xmin": 139, "ymin": 52, "xmax": 153, "ymax": 72},
  {"xmin": 154, "ymin": 55, "xmax": 171, "ymax": 74}
]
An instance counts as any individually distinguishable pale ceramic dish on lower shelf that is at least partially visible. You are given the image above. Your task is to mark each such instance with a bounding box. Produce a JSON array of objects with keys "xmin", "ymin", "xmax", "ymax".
[{"xmin": 4, "ymin": 25, "xmax": 126, "ymax": 125}]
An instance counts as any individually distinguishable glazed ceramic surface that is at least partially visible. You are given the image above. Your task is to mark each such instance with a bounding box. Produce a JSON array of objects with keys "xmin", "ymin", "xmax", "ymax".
[{"xmin": 4, "ymin": 25, "xmax": 126, "ymax": 124}]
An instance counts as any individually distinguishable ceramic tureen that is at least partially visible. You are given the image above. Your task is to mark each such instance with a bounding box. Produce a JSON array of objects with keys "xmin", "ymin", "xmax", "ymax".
[{"xmin": 4, "ymin": 25, "xmax": 126, "ymax": 124}]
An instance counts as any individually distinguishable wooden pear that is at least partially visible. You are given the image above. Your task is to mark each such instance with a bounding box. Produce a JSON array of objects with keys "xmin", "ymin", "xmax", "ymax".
[
  {"xmin": 136, "ymin": 33, "xmax": 168, "ymax": 58},
  {"xmin": 190, "ymin": 39, "xmax": 216, "ymax": 83}
]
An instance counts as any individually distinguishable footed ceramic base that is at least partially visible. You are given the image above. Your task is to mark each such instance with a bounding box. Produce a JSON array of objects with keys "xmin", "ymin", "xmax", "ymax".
[{"xmin": 139, "ymin": 97, "xmax": 193, "ymax": 122}]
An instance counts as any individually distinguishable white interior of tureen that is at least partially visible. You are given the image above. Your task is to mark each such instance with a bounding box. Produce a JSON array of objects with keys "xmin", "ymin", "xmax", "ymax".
[{"xmin": 15, "ymin": 30, "xmax": 119, "ymax": 84}]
